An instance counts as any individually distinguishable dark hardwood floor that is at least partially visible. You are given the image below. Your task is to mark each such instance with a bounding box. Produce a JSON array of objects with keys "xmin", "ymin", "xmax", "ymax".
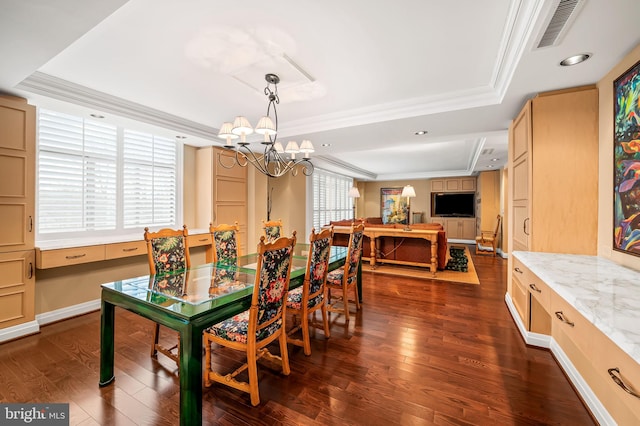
[{"xmin": 0, "ymin": 246, "xmax": 595, "ymax": 425}]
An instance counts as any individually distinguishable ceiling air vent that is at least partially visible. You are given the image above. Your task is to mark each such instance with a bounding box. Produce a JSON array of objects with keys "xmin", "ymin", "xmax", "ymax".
[
  {"xmin": 481, "ymin": 148, "xmax": 494, "ymax": 155},
  {"xmin": 537, "ymin": 0, "xmax": 584, "ymax": 48}
]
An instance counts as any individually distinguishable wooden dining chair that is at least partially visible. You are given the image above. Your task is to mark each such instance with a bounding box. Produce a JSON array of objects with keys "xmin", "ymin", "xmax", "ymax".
[
  {"xmin": 204, "ymin": 232, "xmax": 297, "ymax": 406},
  {"xmin": 207, "ymin": 221, "xmax": 241, "ymax": 264},
  {"xmin": 262, "ymin": 218, "xmax": 283, "ymax": 243},
  {"xmin": 286, "ymin": 226, "xmax": 333, "ymax": 356},
  {"xmin": 326, "ymin": 222, "xmax": 364, "ymax": 321},
  {"xmin": 144, "ymin": 225, "xmax": 191, "ymax": 367},
  {"xmin": 475, "ymin": 214, "xmax": 502, "ymax": 256}
]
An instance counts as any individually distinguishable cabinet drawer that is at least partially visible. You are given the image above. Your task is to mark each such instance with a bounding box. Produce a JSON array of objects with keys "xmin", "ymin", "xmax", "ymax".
[
  {"xmin": 592, "ymin": 332, "xmax": 640, "ymax": 423},
  {"xmin": 105, "ymin": 241, "xmax": 146, "ymax": 260},
  {"xmin": 513, "ymin": 258, "xmax": 550, "ymax": 313},
  {"xmin": 511, "ymin": 274, "xmax": 528, "ymax": 326},
  {"xmin": 188, "ymin": 234, "xmax": 212, "ymax": 247},
  {"xmin": 36, "ymin": 245, "xmax": 105, "ymax": 268},
  {"xmin": 550, "ymin": 292, "xmax": 593, "ymax": 355}
]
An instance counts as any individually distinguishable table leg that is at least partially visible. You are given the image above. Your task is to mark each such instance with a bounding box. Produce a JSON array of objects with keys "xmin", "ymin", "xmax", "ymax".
[
  {"xmin": 369, "ymin": 237, "xmax": 376, "ymax": 269},
  {"xmin": 357, "ymin": 259, "xmax": 363, "ymax": 303},
  {"xmin": 430, "ymin": 237, "xmax": 438, "ymax": 278},
  {"xmin": 179, "ymin": 324, "xmax": 202, "ymax": 426},
  {"xmin": 99, "ymin": 298, "xmax": 115, "ymax": 387}
]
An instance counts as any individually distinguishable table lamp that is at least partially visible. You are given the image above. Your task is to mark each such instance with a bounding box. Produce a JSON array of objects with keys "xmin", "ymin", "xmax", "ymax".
[
  {"xmin": 348, "ymin": 186, "xmax": 361, "ymax": 222},
  {"xmin": 401, "ymin": 184, "xmax": 416, "ymax": 231}
]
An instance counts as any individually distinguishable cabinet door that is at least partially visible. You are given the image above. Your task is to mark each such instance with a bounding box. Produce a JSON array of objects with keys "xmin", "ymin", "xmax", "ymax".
[
  {"xmin": 0, "ymin": 96, "xmax": 35, "ymax": 251},
  {"xmin": 460, "ymin": 219, "xmax": 476, "ymax": 240},
  {"xmin": 510, "ymin": 101, "xmax": 531, "ymax": 251},
  {"xmin": 0, "ymin": 250, "xmax": 35, "ymax": 329}
]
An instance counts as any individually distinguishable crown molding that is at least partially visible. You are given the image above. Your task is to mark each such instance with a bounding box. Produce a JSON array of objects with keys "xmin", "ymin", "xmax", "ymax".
[{"xmin": 17, "ymin": 72, "xmax": 221, "ymax": 141}]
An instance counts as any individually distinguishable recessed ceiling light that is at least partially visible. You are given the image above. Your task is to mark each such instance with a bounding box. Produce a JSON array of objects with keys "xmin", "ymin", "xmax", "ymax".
[
  {"xmin": 322, "ymin": 143, "xmax": 331, "ymax": 147},
  {"xmin": 487, "ymin": 165, "xmax": 495, "ymax": 168},
  {"xmin": 560, "ymin": 53, "xmax": 591, "ymax": 66},
  {"xmin": 90, "ymin": 113, "xmax": 105, "ymax": 119},
  {"xmin": 491, "ymin": 158, "xmax": 499, "ymax": 162},
  {"xmin": 414, "ymin": 130, "xmax": 428, "ymax": 135}
]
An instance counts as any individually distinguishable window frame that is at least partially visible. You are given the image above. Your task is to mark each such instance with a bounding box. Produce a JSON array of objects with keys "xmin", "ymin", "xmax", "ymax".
[{"xmin": 35, "ymin": 108, "xmax": 183, "ymax": 245}]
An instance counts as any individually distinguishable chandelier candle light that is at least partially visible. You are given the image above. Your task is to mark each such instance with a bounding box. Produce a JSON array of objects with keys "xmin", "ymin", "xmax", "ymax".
[
  {"xmin": 401, "ymin": 184, "xmax": 416, "ymax": 231},
  {"xmin": 217, "ymin": 73, "xmax": 314, "ymax": 178}
]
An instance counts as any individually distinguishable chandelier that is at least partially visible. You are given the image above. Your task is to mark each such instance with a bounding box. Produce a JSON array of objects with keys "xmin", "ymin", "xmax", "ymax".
[{"xmin": 217, "ymin": 73, "xmax": 314, "ymax": 178}]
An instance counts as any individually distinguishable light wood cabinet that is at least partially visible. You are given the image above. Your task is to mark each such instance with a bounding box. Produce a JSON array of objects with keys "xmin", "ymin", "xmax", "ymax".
[
  {"xmin": 512, "ymin": 257, "xmax": 551, "ymax": 334},
  {"xmin": 0, "ymin": 250, "xmax": 35, "ymax": 329},
  {"xmin": 444, "ymin": 218, "xmax": 476, "ymax": 240},
  {"xmin": 476, "ymin": 170, "xmax": 500, "ymax": 239},
  {"xmin": 508, "ymin": 86, "xmax": 598, "ymax": 255},
  {"xmin": 196, "ymin": 147, "xmax": 248, "ymax": 254},
  {"xmin": 0, "ymin": 96, "xmax": 35, "ymax": 330},
  {"xmin": 431, "ymin": 177, "xmax": 476, "ymax": 192}
]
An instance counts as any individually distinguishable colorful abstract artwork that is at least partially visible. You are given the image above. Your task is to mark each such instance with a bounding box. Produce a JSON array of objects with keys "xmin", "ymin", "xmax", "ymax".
[
  {"xmin": 380, "ymin": 187, "xmax": 408, "ymax": 224},
  {"xmin": 614, "ymin": 59, "xmax": 640, "ymax": 256}
]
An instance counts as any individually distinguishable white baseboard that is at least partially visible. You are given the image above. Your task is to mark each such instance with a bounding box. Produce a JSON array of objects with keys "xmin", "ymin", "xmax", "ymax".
[
  {"xmin": 0, "ymin": 320, "xmax": 40, "ymax": 343},
  {"xmin": 36, "ymin": 299, "xmax": 101, "ymax": 326},
  {"xmin": 0, "ymin": 299, "xmax": 100, "ymax": 343},
  {"xmin": 504, "ymin": 292, "xmax": 614, "ymax": 425}
]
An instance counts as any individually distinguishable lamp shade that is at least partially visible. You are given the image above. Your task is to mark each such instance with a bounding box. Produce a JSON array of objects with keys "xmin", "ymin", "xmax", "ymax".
[
  {"xmin": 254, "ymin": 116, "xmax": 276, "ymax": 135},
  {"xmin": 401, "ymin": 185, "xmax": 416, "ymax": 198},
  {"xmin": 231, "ymin": 116, "xmax": 254, "ymax": 136},
  {"xmin": 348, "ymin": 187, "xmax": 361, "ymax": 198},
  {"xmin": 218, "ymin": 122, "xmax": 238, "ymax": 141},
  {"xmin": 299, "ymin": 140, "xmax": 314, "ymax": 153},
  {"xmin": 285, "ymin": 141, "xmax": 300, "ymax": 153},
  {"xmin": 273, "ymin": 142, "xmax": 285, "ymax": 153}
]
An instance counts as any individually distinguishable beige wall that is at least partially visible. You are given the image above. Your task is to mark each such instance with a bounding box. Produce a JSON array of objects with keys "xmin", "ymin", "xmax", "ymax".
[
  {"xmin": 182, "ymin": 145, "xmax": 197, "ymax": 229},
  {"xmin": 269, "ymin": 170, "xmax": 307, "ymax": 240},
  {"xmin": 597, "ymin": 42, "xmax": 640, "ymax": 271},
  {"xmin": 361, "ymin": 179, "xmax": 431, "ymax": 222}
]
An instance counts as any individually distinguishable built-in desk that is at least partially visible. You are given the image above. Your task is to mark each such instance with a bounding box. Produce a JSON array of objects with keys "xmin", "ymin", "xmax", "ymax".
[
  {"xmin": 507, "ymin": 251, "xmax": 640, "ymax": 425},
  {"xmin": 35, "ymin": 229, "xmax": 211, "ymax": 269}
]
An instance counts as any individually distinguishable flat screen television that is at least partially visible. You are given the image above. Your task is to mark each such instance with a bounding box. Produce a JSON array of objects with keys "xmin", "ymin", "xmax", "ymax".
[{"xmin": 431, "ymin": 192, "xmax": 475, "ymax": 217}]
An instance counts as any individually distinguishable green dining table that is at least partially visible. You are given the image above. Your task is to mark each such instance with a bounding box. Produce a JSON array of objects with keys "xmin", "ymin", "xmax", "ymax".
[{"xmin": 98, "ymin": 244, "xmax": 357, "ymax": 426}]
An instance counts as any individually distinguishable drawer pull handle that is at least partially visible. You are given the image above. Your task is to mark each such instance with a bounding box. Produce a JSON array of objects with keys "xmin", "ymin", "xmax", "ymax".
[
  {"xmin": 199, "ymin": 238, "xmax": 208, "ymax": 242},
  {"xmin": 608, "ymin": 368, "xmax": 640, "ymax": 398},
  {"xmin": 554, "ymin": 311, "xmax": 574, "ymax": 327},
  {"xmin": 65, "ymin": 254, "xmax": 86, "ymax": 260},
  {"xmin": 514, "ymin": 267, "xmax": 523, "ymax": 274},
  {"xmin": 27, "ymin": 262, "xmax": 33, "ymax": 279},
  {"xmin": 529, "ymin": 284, "xmax": 541, "ymax": 293},
  {"xmin": 122, "ymin": 248, "xmax": 138, "ymax": 252}
]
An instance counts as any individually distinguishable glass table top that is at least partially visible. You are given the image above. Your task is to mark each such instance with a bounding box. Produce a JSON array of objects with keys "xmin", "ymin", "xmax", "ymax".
[{"xmin": 101, "ymin": 244, "xmax": 347, "ymax": 316}]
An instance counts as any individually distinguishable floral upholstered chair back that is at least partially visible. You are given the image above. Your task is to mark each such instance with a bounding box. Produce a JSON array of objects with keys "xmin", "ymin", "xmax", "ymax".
[
  {"xmin": 144, "ymin": 226, "xmax": 191, "ymax": 275},
  {"xmin": 252, "ymin": 232, "xmax": 296, "ymax": 341},
  {"xmin": 305, "ymin": 228, "xmax": 333, "ymax": 307},
  {"xmin": 209, "ymin": 222, "xmax": 241, "ymax": 265},
  {"xmin": 345, "ymin": 223, "xmax": 365, "ymax": 283},
  {"xmin": 262, "ymin": 219, "xmax": 283, "ymax": 243}
]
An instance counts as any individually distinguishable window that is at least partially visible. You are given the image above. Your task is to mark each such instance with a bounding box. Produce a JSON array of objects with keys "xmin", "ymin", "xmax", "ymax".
[
  {"xmin": 37, "ymin": 109, "xmax": 181, "ymax": 241},
  {"xmin": 311, "ymin": 169, "xmax": 353, "ymax": 230}
]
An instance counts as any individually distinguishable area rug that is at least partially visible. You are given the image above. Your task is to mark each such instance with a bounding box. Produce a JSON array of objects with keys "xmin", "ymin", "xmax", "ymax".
[{"xmin": 362, "ymin": 245, "xmax": 480, "ymax": 285}]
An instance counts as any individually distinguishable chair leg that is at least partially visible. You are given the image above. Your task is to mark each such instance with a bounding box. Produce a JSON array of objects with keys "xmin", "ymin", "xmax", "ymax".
[
  {"xmin": 342, "ymin": 285, "xmax": 350, "ymax": 321},
  {"xmin": 279, "ymin": 330, "xmax": 290, "ymax": 376},
  {"xmin": 321, "ymin": 302, "xmax": 331, "ymax": 338},
  {"xmin": 150, "ymin": 323, "xmax": 160, "ymax": 357},
  {"xmin": 301, "ymin": 312, "xmax": 311, "ymax": 356},
  {"xmin": 204, "ymin": 336, "xmax": 212, "ymax": 387},
  {"xmin": 353, "ymin": 284, "xmax": 361, "ymax": 311},
  {"xmin": 247, "ymin": 348, "xmax": 260, "ymax": 406}
]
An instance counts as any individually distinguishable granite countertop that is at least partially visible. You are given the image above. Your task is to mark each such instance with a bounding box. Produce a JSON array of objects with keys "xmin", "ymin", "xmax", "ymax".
[{"xmin": 513, "ymin": 251, "xmax": 640, "ymax": 364}]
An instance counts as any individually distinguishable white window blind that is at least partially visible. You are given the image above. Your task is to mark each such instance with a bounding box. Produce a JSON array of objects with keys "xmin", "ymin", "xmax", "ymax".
[
  {"xmin": 37, "ymin": 109, "xmax": 180, "ymax": 241},
  {"xmin": 38, "ymin": 110, "xmax": 117, "ymax": 233},
  {"xmin": 312, "ymin": 169, "xmax": 353, "ymax": 230}
]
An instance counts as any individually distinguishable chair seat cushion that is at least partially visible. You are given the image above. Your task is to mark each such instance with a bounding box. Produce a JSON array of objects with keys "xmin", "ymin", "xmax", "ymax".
[
  {"xmin": 206, "ymin": 310, "xmax": 281, "ymax": 343},
  {"xmin": 286, "ymin": 287, "xmax": 324, "ymax": 310},
  {"xmin": 326, "ymin": 269, "xmax": 356, "ymax": 287},
  {"xmin": 476, "ymin": 236, "xmax": 495, "ymax": 243}
]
